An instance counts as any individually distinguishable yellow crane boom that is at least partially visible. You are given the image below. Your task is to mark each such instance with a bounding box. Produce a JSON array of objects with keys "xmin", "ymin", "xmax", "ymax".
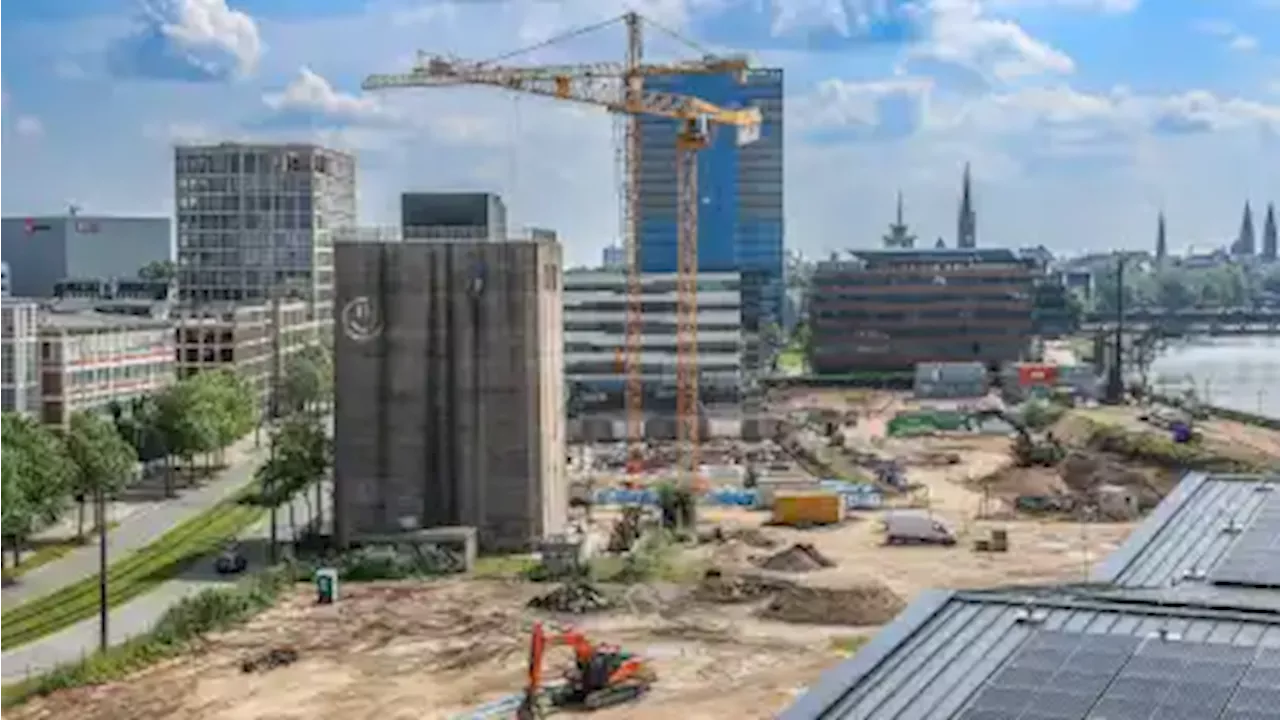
[{"xmin": 362, "ymin": 12, "xmax": 761, "ymax": 492}]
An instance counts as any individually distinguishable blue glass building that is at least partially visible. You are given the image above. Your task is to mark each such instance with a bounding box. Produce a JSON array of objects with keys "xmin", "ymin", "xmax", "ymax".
[{"xmin": 637, "ymin": 69, "xmax": 785, "ymax": 341}]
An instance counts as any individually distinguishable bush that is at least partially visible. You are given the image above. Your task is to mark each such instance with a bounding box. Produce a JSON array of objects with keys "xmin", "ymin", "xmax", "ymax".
[
  {"xmin": 1085, "ymin": 422, "xmax": 1259, "ymax": 473},
  {"xmin": 293, "ymin": 545, "xmax": 465, "ymax": 582},
  {"xmin": 1019, "ymin": 400, "xmax": 1067, "ymax": 431},
  {"xmin": 3, "ymin": 565, "xmax": 295, "ymax": 708}
]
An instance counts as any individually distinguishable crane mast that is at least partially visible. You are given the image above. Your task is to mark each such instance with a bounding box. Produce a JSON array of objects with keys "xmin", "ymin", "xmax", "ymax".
[{"xmin": 362, "ymin": 13, "xmax": 761, "ymax": 493}]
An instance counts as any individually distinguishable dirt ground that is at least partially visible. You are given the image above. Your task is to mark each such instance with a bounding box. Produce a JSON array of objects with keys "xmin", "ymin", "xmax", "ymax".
[
  {"xmin": 9, "ymin": 580, "xmax": 855, "ymax": 720},
  {"xmin": 1074, "ymin": 405, "xmax": 1280, "ymax": 468}
]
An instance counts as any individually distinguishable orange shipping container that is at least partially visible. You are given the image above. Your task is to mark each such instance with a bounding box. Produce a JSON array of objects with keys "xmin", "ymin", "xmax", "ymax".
[
  {"xmin": 772, "ymin": 492, "xmax": 845, "ymax": 526},
  {"xmin": 1018, "ymin": 363, "xmax": 1058, "ymax": 386}
]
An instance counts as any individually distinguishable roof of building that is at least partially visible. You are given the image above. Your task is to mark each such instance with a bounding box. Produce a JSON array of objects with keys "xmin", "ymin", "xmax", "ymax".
[
  {"xmin": 831, "ymin": 248, "xmax": 1033, "ymax": 267},
  {"xmin": 781, "ymin": 472, "xmax": 1280, "ymax": 720},
  {"xmin": 39, "ymin": 308, "xmax": 172, "ymax": 332}
]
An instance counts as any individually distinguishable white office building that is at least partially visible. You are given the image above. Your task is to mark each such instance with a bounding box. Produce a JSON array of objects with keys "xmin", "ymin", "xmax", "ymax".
[{"xmin": 564, "ymin": 269, "xmax": 743, "ymax": 407}]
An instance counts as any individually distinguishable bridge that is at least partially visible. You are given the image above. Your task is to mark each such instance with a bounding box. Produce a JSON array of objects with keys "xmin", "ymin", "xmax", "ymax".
[{"xmin": 1081, "ymin": 308, "xmax": 1280, "ymax": 335}]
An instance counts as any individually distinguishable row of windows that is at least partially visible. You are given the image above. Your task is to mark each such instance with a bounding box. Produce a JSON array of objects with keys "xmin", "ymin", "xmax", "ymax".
[
  {"xmin": 813, "ymin": 309, "xmax": 1032, "ymax": 321},
  {"xmin": 813, "ymin": 325, "xmax": 1030, "ymax": 339},
  {"xmin": 177, "ymin": 151, "xmax": 341, "ymax": 176},
  {"xmin": 814, "ymin": 275, "xmax": 1032, "ymax": 289},
  {"xmin": 813, "ymin": 293, "xmax": 1030, "ymax": 304},
  {"xmin": 565, "ymin": 342, "xmax": 742, "ymax": 354}
]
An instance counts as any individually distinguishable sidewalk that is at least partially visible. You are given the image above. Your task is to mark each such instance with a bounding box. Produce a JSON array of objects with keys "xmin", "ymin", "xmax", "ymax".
[
  {"xmin": 2, "ymin": 434, "xmax": 267, "ymax": 608},
  {"xmin": 1, "ymin": 483, "xmax": 330, "ymax": 684}
]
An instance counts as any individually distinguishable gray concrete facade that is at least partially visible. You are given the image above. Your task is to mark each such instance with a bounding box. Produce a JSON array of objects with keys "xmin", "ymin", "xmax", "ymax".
[
  {"xmin": 1, "ymin": 216, "xmax": 172, "ymax": 298},
  {"xmin": 333, "ymin": 238, "xmax": 566, "ymax": 551}
]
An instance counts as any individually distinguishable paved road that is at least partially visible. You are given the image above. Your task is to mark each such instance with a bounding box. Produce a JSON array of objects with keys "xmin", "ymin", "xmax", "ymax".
[
  {"xmin": 1, "ymin": 482, "xmax": 331, "ymax": 684},
  {"xmin": 2, "ymin": 436, "xmax": 268, "ymax": 607}
]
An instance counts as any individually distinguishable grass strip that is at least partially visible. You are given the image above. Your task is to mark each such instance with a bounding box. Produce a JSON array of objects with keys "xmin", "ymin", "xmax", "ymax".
[
  {"xmin": 1, "ymin": 490, "xmax": 266, "ymax": 650},
  {"xmin": 2, "ymin": 564, "xmax": 295, "ymax": 709}
]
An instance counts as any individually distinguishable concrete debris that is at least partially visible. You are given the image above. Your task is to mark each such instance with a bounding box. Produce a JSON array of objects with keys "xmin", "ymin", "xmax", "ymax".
[
  {"xmin": 527, "ymin": 580, "xmax": 615, "ymax": 614},
  {"xmin": 693, "ymin": 569, "xmax": 794, "ymax": 604},
  {"xmin": 758, "ymin": 583, "xmax": 905, "ymax": 626},
  {"xmin": 756, "ymin": 543, "xmax": 837, "ymax": 573},
  {"xmin": 240, "ymin": 647, "xmax": 299, "ymax": 674}
]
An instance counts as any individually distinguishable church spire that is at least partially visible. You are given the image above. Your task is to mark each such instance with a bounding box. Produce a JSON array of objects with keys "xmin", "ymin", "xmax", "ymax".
[
  {"xmin": 1155, "ymin": 211, "xmax": 1167, "ymax": 263},
  {"xmin": 957, "ymin": 163, "xmax": 976, "ymax": 248},
  {"xmin": 1235, "ymin": 201, "xmax": 1256, "ymax": 256},
  {"xmin": 883, "ymin": 191, "xmax": 917, "ymax": 249},
  {"xmin": 1264, "ymin": 203, "xmax": 1278, "ymax": 261}
]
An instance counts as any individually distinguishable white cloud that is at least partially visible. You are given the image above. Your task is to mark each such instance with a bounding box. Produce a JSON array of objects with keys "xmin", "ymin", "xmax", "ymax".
[
  {"xmin": 908, "ymin": 0, "xmax": 1075, "ymax": 83},
  {"xmin": 109, "ymin": 0, "xmax": 263, "ymax": 81},
  {"xmin": 263, "ymin": 67, "xmax": 392, "ymax": 122},
  {"xmin": 14, "ymin": 115, "xmax": 44, "ymax": 139},
  {"xmin": 1195, "ymin": 19, "xmax": 1260, "ymax": 53},
  {"xmin": 984, "ymin": 0, "xmax": 1139, "ymax": 12}
]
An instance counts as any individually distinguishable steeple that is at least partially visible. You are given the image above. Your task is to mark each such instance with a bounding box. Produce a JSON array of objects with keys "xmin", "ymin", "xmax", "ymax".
[
  {"xmin": 1235, "ymin": 201, "xmax": 1256, "ymax": 256},
  {"xmin": 883, "ymin": 191, "xmax": 917, "ymax": 249},
  {"xmin": 1264, "ymin": 203, "xmax": 1278, "ymax": 261},
  {"xmin": 1155, "ymin": 211, "xmax": 1167, "ymax": 263},
  {"xmin": 957, "ymin": 163, "xmax": 976, "ymax": 249}
]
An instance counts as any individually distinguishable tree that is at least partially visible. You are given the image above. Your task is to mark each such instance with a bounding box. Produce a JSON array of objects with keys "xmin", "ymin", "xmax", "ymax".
[
  {"xmin": 1, "ymin": 413, "xmax": 74, "ymax": 565},
  {"xmin": 281, "ymin": 346, "xmax": 333, "ymax": 415},
  {"xmin": 257, "ymin": 413, "xmax": 331, "ymax": 555},
  {"xmin": 65, "ymin": 412, "xmax": 139, "ymax": 541},
  {"xmin": 137, "ymin": 260, "xmax": 176, "ymax": 281},
  {"xmin": 156, "ymin": 378, "xmax": 221, "ymax": 480}
]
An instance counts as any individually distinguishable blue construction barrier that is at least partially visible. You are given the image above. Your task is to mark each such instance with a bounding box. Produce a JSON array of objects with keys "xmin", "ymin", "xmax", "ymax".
[
  {"xmin": 592, "ymin": 487, "xmax": 761, "ymax": 507},
  {"xmin": 818, "ymin": 480, "xmax": 884, "ymax": 510}
]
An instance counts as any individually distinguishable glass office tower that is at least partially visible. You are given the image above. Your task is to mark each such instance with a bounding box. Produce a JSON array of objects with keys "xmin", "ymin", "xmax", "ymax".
[{"xmin": 637, "ymin": 69, "xmax": 785, "ymax": 347}]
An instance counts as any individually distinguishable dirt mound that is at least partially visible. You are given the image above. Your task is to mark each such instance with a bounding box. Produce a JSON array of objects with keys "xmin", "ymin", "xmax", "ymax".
[
  {"xmin": 693, "ymin": 569, "xmax": 794, "ymax": 604},
  {"xmin": 758, "ymin": 583, "xmax": 904, "ymax": 626},
  {"xmin": 700, "ymin": 525, "xmax": 778, "ymax": 548},
  {"xmin": 240, "ymin": 647, "xmax": 298, "ymax": 674},
  {"xmin": 1060, "ymin": 450, "xmax": 1153, "ymax": 495},
  {"xmin": 756, "ymin": 543, "xmax": 837, "ymax": 573},
  {"xmin": 527, "ymin": 581, "xmax": 615, "ymax": 614}
]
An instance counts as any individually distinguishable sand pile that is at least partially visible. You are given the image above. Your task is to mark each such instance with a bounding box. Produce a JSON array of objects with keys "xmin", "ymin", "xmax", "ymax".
[
  {"xmin": 756, "ymin": 543, "xmax": 837, "ymax": 573},
  {"xmin": 758, "ymin": 583, "xmax": 904, "ymax": 626}
]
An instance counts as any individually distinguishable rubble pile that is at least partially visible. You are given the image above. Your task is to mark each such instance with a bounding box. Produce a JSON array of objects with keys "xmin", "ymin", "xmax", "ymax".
[
  {"xmin": 527, "ymin": 581, "xmax": 616, "ymax": 614},
  {"xmin": 759, "ymin": 583, "xmax": 904, "ymax": 626},
  {"xmin": 756, "ymin": 543, "xmax": 837, "ymax": 573},
  {"xmin": 693, "ymin": 569, "xmax": 793, "ymax": 604},
  {"xmin": 240, "ymin": 647, "xmax": 299, "ymax": 674}
]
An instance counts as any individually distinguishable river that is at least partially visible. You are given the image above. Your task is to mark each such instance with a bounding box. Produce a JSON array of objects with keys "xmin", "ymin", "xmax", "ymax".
[{"xmin": 1150, "ymin": 336, "xmax": 1280, "ymax": 420}]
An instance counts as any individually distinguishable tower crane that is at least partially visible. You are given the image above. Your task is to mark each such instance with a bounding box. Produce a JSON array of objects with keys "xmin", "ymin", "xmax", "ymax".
[{"xmin": 363, "ymin": 13, "xmax": 762, "ymax": 493}]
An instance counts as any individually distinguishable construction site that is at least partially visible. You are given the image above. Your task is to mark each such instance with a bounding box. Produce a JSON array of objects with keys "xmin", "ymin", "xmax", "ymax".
[{"xmin": 10, "ymin": 11, "xmax": 1280, "ymax": 720}]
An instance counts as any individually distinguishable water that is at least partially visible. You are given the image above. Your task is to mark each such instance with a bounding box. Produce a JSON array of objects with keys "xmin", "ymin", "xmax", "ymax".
[{"xmin": 1150, "ymin": 336, "xmax": 1280, "ymax": 420}]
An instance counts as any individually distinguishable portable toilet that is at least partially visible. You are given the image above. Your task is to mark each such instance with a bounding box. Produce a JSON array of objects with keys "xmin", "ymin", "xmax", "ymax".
[{"xmin": 315, "ymin": 567, "xmax": 339, "ymax": 604}]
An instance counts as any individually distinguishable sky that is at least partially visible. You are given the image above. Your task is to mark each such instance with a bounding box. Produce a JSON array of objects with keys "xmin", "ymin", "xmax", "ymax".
[{"xmin": 2, "ymin": 0, "xmax": 1279, "ymax": 267}]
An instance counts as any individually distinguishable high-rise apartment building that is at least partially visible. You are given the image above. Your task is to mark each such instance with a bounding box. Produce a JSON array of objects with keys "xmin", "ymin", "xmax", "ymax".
[
  {"xmin": 638, "ymin": 69, "xmax": 785, "ymax": 342},
  {"xmin": 1, "ymin": 215, "xmax": 171, "ymax": 298},
  {"xmin": 173, "ymin": 143, "xmax": 355, "ymax": 314},
  {"xmin": 401, "ymin": 192, "xmax": 508, "ymax": 241}
]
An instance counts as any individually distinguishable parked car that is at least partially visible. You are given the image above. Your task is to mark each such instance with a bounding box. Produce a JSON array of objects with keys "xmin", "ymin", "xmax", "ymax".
[{"xmin": 215, "ymin": 542, "xmax": 248, "ymax": 574}]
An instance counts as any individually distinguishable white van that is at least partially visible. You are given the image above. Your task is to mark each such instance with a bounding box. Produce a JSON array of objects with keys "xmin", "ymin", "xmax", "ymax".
[{"xmin": 884, "ymin": 512, "xmax": 957, "ymax": 546}]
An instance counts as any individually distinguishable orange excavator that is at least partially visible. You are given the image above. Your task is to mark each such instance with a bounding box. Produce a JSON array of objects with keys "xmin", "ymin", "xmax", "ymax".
[{"xmin": 515, "ymin": 622, "xmax": 656, "ymax": 719}]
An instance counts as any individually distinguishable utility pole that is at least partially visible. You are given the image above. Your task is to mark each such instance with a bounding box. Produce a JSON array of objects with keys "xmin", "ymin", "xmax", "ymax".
[
  {"xmin": 1105, "ymin": 255, "xmax": 1126, "ymax": 404},
  {"xmin": 97, "ymin": 485, "xmax": 108, "ymax": 651}
]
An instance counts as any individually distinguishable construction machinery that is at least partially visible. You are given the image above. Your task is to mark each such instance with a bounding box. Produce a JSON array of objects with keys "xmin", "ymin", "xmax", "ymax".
[
  {"xmin": 362, "ymin": 14, "xmax": 762, "ymax": 496},
  {"xmin": 967, "ymin": 409, "xmax": 1066, "ymax": 467},
  {"xmin": 516, "ymin": 622, "xmax": 656, "ymax": 719}
]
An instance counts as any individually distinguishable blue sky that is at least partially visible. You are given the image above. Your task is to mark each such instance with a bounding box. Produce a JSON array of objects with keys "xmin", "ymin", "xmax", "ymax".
[{"xmin": 2, "ymin": 0, "xmax": 1278, "ymax": 265}]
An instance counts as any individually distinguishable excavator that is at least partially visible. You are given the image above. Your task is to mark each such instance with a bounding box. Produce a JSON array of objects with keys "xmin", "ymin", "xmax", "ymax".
[
  {"xmin": 966, "ymin": 408, "xmax": 1066, "ymax": 467},
  {"xmin": 515, "ymin": 622, "xmax": 656, "ymax": 719}
]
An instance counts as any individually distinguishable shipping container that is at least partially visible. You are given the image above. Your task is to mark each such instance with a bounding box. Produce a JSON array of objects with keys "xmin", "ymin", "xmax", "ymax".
[
  {"xmin": 772, "ymin": 492, "xmax": 845, "ymax": 526},
  {"xmin": 1017, "ymin": 363, "xmax": 1059, "ymax": 386}
]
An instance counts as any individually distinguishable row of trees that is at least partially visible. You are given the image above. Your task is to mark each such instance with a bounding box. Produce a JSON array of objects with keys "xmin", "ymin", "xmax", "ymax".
[
  {"xmin": 257, "ymin": 347, "xmax": 334, "ymax": 556},
  {"xmin": 1093, "ymin": 263, "xmax": 1279, "ymax": 314}
]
